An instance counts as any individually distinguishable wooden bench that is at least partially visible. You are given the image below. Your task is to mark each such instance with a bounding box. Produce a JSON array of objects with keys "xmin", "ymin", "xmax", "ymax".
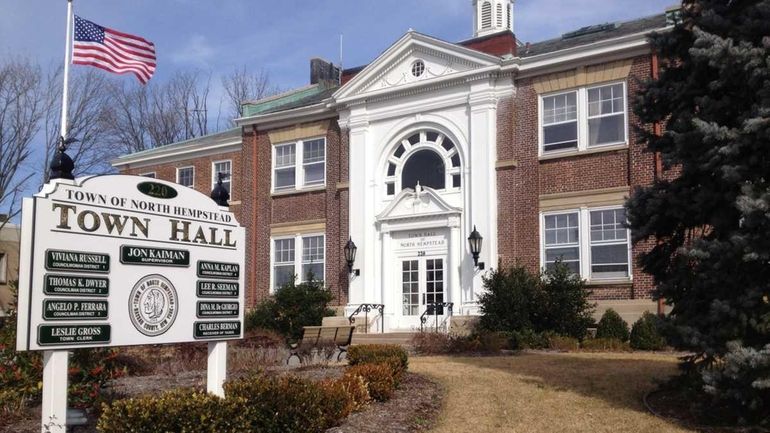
[{"xmin": 286, "ymin": 325, "xmax": 354, "ymax": 364}]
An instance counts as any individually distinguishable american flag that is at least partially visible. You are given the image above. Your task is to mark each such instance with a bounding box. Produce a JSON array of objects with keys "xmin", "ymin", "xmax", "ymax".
[{"xmin": 72, "ymin": 16, "xmax": 156, "ymax": 84}]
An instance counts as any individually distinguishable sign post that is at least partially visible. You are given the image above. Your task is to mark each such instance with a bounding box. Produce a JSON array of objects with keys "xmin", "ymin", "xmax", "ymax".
[{"xmin": 15, "ymin": 175, "xmax": 245, "ymax": 432}]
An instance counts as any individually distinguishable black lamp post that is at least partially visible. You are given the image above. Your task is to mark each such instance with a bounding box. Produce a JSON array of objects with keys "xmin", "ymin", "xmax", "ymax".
[
  {"xmin": 468, "ymin": 225, "xmax": 485, "ymax": 270},
  {"xmin": 344, "ymin": 238, "xmax": 360, "ymax": 276}
]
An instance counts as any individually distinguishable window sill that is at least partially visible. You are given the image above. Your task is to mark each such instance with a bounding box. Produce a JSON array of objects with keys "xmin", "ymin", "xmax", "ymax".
[
  {"xmin": 585, "ymin": 279, "xmax": 633, "ymax": 287},
  {"xmin": 539, "ymin": 143, "xmax": 628, "ymax": 161},
  {"xmin": 271, "ymin": 186, "xmax": 327, "ymax": 198}
]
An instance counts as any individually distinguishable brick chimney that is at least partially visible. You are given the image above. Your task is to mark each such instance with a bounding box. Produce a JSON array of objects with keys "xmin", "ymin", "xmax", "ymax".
[{"xmin": 310, "ymin": 58, "xmax": 341, "ymax": 86}]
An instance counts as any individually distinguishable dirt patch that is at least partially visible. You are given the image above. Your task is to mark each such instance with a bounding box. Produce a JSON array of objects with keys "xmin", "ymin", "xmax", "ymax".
[{"xmin": 328, "ymin": 372, "xmax": 444, "ymax": 433}]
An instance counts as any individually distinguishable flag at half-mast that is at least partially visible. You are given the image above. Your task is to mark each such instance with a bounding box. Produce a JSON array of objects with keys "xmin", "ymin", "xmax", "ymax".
[{"xmin": 72, "ymin": 15, "xmax": 156, "ymax": 84}]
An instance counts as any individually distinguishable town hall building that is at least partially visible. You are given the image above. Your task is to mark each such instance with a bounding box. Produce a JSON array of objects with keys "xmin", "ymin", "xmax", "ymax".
[{"xmin": 113, "ymin": 1, "xmax": 676, "ymax": 332}]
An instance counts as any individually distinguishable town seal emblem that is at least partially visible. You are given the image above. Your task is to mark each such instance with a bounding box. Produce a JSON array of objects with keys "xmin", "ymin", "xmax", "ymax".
[{"xmin": 129, "ymin": 274, "xmax": 178, "ymax": 336}]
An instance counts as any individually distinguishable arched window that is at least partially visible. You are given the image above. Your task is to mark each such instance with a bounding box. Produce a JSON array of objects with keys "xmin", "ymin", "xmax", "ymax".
[
  {"xmin": 481, "ymin": 2, "xmax": 492, "ymax": 29},
  {"xmin": 383, "ymin": 131, "xmax": 462, "ymax": 196},
  {"xmin": 402, "ymin": 150, "xmax": 445, "ymax": 190}
]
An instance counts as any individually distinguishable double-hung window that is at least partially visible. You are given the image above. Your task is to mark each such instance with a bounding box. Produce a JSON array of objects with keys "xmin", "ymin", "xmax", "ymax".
[
  {"xmin": 540, "ymin": 82, "xmax": 627, "ymax": 155},
  {"xmin": 542, "ymin": 207, "xmax": 631, "ymax": 281},
  {"xmin": 212, "ymin": 160, "xmax": 232, "ymax": 194},
  {"xmin": 273, "ymin": 138, "xmax": 326, "ymax": 192},
  {"xmin": 177, "ymin": 166, "xmax": 194, "ymax": 188},
  {"xmin": 271, "ymin": 234, "xmax": 325, "ymax": 291}
]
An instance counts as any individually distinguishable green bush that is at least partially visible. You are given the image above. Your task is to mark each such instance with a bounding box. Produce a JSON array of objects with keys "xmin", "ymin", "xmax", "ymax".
[
  {"xmin": 509, "ymin": 329, "xmax": 551, "ymax": 349},
  {"xmin": 345, "ymin": 363, "xmax": 396, "ymax": 402},
  {"xmin": 245, "ymin": 277, "xmax": 335, "ymax": 340},
  {"xmin": 477, "ymin": 263, "xmax": 594, "ymax": 341},
  {"xmin": 347, "ymin": 344, "xmax": 408, "ymax": 381},
  {"xmin": 98, "ymin": 389, "xmax": 244, "ymax": 433},
  {"xmin": 580, "ymin": 337, "xmax": 631, "ymax": 352},
  {"xmin": 630, "ymin": 312, "xmax": 666, "ymax": 350},
  {"xmin": 596, "ymin": 309, "xmax": 630, "ymax": 342},
  {"xmin": 411, "ymin": 332, "xmax": 511, "ymax": 355}
]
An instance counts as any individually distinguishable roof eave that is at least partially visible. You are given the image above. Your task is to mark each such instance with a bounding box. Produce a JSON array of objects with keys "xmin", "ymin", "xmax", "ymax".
[{"xmin": 234, "ymin": 100, "xmax": 336, "ymax": 128}]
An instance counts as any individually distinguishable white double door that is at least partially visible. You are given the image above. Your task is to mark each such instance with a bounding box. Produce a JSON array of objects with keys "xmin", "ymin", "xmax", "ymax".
[{"xmin": 400, "ymin": 255, "xmax": 447, "ymax": 327}]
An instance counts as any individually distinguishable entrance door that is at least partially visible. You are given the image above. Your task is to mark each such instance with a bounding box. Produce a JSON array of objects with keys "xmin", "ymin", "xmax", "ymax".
[{"xmin": 400, "ymin": 257, "xmax": 446, "ymax": 320}]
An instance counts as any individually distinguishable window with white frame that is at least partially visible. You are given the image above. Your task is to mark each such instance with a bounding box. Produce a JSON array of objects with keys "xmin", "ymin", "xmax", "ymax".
[
  {"xmin": 177, "ymin": 166, "xmax": 194, "ymax": 188},
  {"xmin": 212, "ymin": 160, "xmax": 232, "ymax": 193},
  {"xmin": 0, "ymin": 252, "xmax": 6, "ymax": 284},
  {"xmin": 272, "ymin": 234, "xmax": 325, "ymax": 291},
  {"xmin": 540, "ymin": 82, "xmax": 627, "ymax": 155},
  {"xmin": 272, "ymin": 138, "xmax": 326, "ymax": 192},
  {"xmin": 542, "ymin": 206, "xmax": 631, "ymax": 281}
]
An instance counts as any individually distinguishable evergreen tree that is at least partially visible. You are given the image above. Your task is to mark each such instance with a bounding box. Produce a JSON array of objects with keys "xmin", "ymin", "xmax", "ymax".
[{"xmin": 627, "ymin": 0, "xmax": 770, "ymax": 424}]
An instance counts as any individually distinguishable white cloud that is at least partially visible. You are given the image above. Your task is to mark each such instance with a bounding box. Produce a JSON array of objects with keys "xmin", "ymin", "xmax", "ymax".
[{"xmin": 171, "ymin": 34, "xmax": 215, "ymax": 65}]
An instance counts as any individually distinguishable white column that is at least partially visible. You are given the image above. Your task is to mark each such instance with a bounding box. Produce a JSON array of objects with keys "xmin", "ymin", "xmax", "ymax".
[
  {"xmin": 346, "ymin": 111, "xmax": 370, "ymax": 307},
  {"xmin": 467, "ymin": 81, "xmax": 499, "ymax": 301},
  {"xmin": 380, "ymin": 227, "xmax": 392, "ymax": 331},
  {"xmin": 41, "ymin": 350, "xmax": 69, "ymax": 433},
  {"xmin": 448, "ymin": 217, "xmax": 462, "ymax": 307},
  {"xmin": 207, "ymin": 341, "xmax": 227, "ymax": 397}
]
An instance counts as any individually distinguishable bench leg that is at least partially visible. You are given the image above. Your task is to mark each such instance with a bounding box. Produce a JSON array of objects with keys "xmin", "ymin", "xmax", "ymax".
[
  {"xmin": 287, "ymin": 350, "xmax": 301, "ymax": 365},
  {"xmin": 336, "ymin": 346, "xmax": 348, "ymax": 362}
]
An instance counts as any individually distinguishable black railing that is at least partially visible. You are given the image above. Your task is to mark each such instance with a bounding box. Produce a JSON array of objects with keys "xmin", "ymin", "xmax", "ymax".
[
  {"xmin": 348, "ymin": 304, "xmax": 385, "ymax": 334},
  {"xmin": 420, "ymin": 302, "xmax": 454, "ymax": 333}
]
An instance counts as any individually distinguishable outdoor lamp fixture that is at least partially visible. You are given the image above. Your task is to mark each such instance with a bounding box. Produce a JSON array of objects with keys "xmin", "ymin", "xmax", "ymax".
[
  {"xmin": 344, "ymin": 238, "xmax": 360, "ymax": 276},
  {"xmin": 468, "ymin": 225, "xmax": 485, "ymax": 270}
]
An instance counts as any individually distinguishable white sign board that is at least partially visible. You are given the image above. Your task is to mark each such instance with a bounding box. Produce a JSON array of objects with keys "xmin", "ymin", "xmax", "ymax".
[{"xmin": 15, "ymin": 175, "xmax": 246, "ymax": 351}]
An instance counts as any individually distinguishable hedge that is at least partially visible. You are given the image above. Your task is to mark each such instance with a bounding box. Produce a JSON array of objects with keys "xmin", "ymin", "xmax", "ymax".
[
  {"xmin": 596, "ymin": 309, "xmax": 630, "ymax": 341},
  {"xmin": 347, "ymin": 344, "xmax": 408, "ymax": 382},
  {"xmin": 344, "ymin": 363, "xmax": 396, "ymax": 402}
]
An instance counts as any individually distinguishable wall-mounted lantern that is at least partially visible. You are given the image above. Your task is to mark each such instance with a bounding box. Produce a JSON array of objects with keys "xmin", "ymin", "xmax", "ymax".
[
  {"xmin": 344, "ymin": 238, "xmax": 360, "ymax": 276},
  {"xmin": 467, "ymin": 225, "xmax": 485, "ymax": 270}
]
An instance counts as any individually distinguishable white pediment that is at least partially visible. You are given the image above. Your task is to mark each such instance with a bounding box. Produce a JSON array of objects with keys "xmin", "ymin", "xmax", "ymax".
[
  {"xmin": 377, "ymin": 184, "xmax": 462, "ymax": 222},
  {"xmin": 335, "ymin": 31, "xmax": 500, "ymax": 102}
]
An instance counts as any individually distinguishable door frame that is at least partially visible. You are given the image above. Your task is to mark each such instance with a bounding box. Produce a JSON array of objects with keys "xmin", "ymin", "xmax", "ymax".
[{"xmin": 395, "ymin": 252, "xmax": 448, "ymax": 330}]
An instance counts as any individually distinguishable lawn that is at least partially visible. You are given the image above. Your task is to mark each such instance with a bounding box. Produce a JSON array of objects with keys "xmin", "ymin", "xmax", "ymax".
[{"xmin": 410, "ymin": 352, "xmax": 693, "ymax": 433}]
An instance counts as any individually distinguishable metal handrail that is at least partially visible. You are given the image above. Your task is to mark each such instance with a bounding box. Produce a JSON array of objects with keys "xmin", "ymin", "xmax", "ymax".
[
  {"xmin": 348, "ymin": 303, "xmax": 385, "ymax": 334},
  {"xmin": 420, "ymin": 302, "xmax": 454, "ymax": 333}
]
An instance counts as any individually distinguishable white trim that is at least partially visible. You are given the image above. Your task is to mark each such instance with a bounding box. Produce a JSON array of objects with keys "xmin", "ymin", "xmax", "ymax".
[
  {"xmin": 175, "ymin": 165, "xmax": 195, "ymax": 188},
  {"xmin": 538, "ymin": 81, "xmax": 628, "ymax": 158},
  {"xmin": 271, "ymin": 137, "xmax": 327, "ymax": 194},
  {"xmin": 540, "ymin": 205, "xmax": 632, "ymax": 283},
  {"xmin": 269, "ymin": 232, "xmax": 326, "ymax": 293},
  {"xmin": 139, "ymin": 172, "xmax": 156, "ymax": 178}
]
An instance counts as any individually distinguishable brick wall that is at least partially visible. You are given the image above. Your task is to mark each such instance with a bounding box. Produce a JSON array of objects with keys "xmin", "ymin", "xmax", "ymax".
[{"xmin": 497, "ymin": 55, "xmax": 657, "ymax": 301}]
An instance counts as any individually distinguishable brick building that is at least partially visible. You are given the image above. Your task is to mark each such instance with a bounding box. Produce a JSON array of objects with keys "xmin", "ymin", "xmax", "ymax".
[{"xmin": 113, "ymin": 1, "xmax": 676, "ymax": 330}]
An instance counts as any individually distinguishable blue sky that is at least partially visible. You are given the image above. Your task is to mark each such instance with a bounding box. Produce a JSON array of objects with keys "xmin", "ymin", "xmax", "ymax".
[{"xmin": 1, "ymin": 0, "xmax": 675, "ymax": 91}]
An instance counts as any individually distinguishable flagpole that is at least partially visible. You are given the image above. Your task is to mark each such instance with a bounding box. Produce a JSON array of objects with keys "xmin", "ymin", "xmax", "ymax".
[{"xmin": 59, "ymin": 0, "xmax": 73, "ymax": 142}]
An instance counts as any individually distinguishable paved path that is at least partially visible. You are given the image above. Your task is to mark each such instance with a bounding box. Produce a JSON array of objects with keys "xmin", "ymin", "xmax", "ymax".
[{"xmin": 409, "ymin": 352, "xmax": 694, "ymax": 433}]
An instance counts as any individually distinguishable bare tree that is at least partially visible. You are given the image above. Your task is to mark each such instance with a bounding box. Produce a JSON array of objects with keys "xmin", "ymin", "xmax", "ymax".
[
  {"xmin": 222, "ymin": 66, "xmax": 276, "ymax": 120},
  {"xmin": 0, "ymin": 59, "xmax": 43, "ymax": 226},
  {"xmin": 41, "ymin": 67, "xmax": 116, "ymax": 184}
]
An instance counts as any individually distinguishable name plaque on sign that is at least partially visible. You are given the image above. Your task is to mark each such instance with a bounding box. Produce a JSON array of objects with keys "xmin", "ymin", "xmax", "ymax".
[
  {"xmin": 38, "ymin": 324, "xmax": 111, "ymax": 346},
  {"xmin": 196, "ymin": 301, "xmax": 239, "ymax": 318},
  {"xmin": 197, "ymin": 281, "xmax": 239, "ymax": 298},
  {"xmin": 44, "ymin": 274, "xmax": 109, "ymax": 297},
  {"xmin": 45, "ymin": 250, "xmax": 110, "ymax": 273},
  {"xmin": 194, "ymin": 321, "xmax": 241, "ymax": 339},
  {"xmin": 120, "ymin": 245, "xmax": 190, "ymax": 267},
  {"xmin": 197, "ymin": 261, "xmax": 239, "ymax": 279},
  {"xmin": 43, "ymin": 300, "xmax": 108, "ymax": 320}
]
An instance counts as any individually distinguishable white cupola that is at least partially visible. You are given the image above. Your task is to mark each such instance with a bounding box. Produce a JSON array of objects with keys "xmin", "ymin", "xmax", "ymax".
[{"xmin": 473, "ymin": 0, "xmax": 514, "ymax": 37}]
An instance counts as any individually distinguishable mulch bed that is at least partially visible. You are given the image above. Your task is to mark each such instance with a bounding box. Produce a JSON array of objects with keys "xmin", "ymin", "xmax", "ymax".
[{"xmin": 1, "ymin": 366, "xmax": 443, "ymax": 433}]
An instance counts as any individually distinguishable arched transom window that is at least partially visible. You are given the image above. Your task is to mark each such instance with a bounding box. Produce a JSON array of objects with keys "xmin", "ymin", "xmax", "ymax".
[{"xmin": 384, "ymin": 131, "xmax": 462, "ymax": 196}]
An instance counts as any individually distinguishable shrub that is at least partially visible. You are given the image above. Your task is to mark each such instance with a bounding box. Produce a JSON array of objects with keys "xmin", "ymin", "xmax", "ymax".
[
  {"xmin": 549, "ymin": 335, "xmax": 580, "ymax": 352},
  {"xmin": 478, "ymin": 266, "xmax": 540, "ymax": 333},
  {"xmin": 509, "ymin": 329, "xmax": 550, "ymax": 350},
  {"xmin": 345, "ymin": 363, "xmax": 396, "ymax": 402},
  {"xmin": 580, "ymin": 337, "xmax": 631, "ymax": 352},
  {"xmin": 411, "ymin": 332, "xmax": 454, "ymax": 354},
  {"xmin": 539, "ymin": 262, "xmax": 595, "ymax": 340},
  {"xmin": 334, "ymin": 373, "xmax": 371, "ymax": 411},
  {"xmin": 245, "ymin": 277, "xmax": 335, "ymax": 340},
  {"xmin": 630, "ymin": 312, "xmax": 666, "ymax": 350},
  {"xmin": 596, "ymin": 309, "xmax": 630, "ymax": 342},
  {"xmin": 477, "ymin": 263, "xmax": 594, "ymax": 340},
  {"xmin": 347, "ymin": 344, "xmax": 408, "ymax": 381},
  {"xmin": 97, "ymin": 389, "xmax": 245, "ymax": 433}
]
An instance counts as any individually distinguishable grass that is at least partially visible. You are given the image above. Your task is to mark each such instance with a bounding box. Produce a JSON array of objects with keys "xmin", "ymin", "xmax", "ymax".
[{"xmin": 410, "ymin": 352, "xmax": 694, "ymax": 433}]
